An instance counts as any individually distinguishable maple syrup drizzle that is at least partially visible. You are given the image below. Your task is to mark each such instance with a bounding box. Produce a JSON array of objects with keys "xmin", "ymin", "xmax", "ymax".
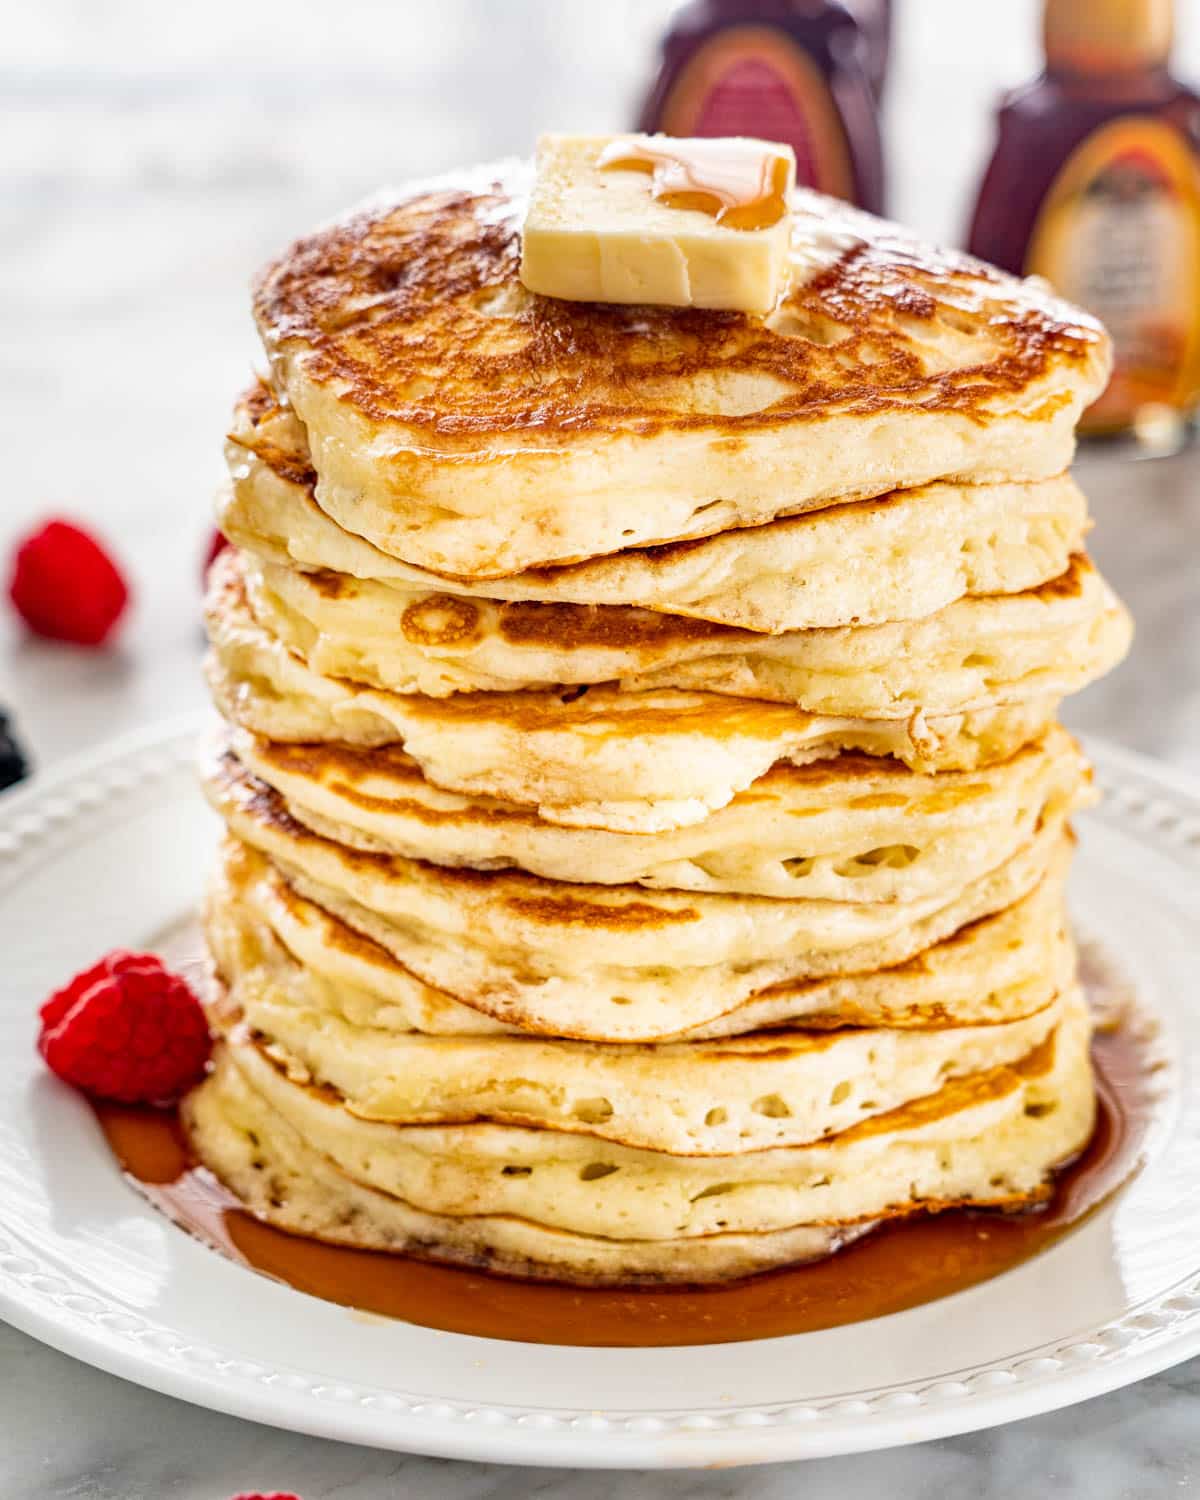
[
  {"xmin": 597, "ymin": 138, "xmax": 792, "ymax": 231},
  {"xmin": 92, "ymin": 1022, "xmax": 1153, "ymax": 1349}
]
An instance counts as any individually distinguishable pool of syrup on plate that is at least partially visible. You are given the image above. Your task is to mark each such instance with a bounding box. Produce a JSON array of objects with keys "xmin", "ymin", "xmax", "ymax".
[{"xmin": 91, "ymin": 1000, "xmax": 1157, "ymax": 1348}]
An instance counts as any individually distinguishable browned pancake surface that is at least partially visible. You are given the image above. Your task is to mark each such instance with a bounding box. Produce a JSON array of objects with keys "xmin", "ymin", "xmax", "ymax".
[{"xmin": 252, "ymin": 168, "xmax": 1107, "ymax": 450}]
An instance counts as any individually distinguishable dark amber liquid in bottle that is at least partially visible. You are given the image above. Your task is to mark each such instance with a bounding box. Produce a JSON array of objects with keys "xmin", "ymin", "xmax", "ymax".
[
  {"xmin": 968, "ymin": 68, "xmax": 1200, "ymax": 283},
  {"xmin": 638, "ymin": 0, "xmax": 885, "ymax": 213},
  {"xmin": 968, "ymin": 0, "xmax": 1200, "ymax": 433}
]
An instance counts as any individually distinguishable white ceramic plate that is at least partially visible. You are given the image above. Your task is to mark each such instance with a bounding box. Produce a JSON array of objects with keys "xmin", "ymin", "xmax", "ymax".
[{"xmin": 1, "ymin": 717, "xmax": 1199, "ymax": 1468}]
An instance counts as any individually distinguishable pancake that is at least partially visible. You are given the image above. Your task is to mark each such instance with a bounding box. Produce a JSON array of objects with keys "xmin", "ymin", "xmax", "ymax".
[
  {"xmin": 229, "ymin": 724, "xmax": 1091, "ymax": 904},
  {"xmin": 205, "ymin": 747, "xmax": 1079, "ymax": 980},
  {"xmin": 223, "ymin": 382, "xmax": 1090, "ymax": 634},
  {"xmin": 210, "ymin": 837, "xmax": 1077, "ymax": 1043},
  {"xmin": 236, "ymin": 546, "xmax": 1130, "ymax": 707},
  {"xmin": 186, "ymin": 1049, "xmax": 861, "ymax": 1284},
  {"xmin": 251, "ymin": 163, "xmax": 1110, "ymax": 576},
  {"xmin": 211, "ymin": 919, "xmax": 1070, "ymax": 1151},
  {"xmin": 203, "ymin": 749, "xmax": 1076, "ymax": 1034},
  {"xmin": 206, "ymin": 554, "xmax": 1068, "ymax": 828},
  {"xmin": 183, "ymin": 993, "xmax": 1094, "ymax": 1283}
]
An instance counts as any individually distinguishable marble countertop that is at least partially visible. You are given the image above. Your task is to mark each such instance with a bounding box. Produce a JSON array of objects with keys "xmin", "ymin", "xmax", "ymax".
[
  {"xmin": 4, "ymin": 1324, "xmax": 1199, "ymax": 1499},
  {"xmin": 3, "ymin": 1, "xmax": 1199, "ymax": 1494}
]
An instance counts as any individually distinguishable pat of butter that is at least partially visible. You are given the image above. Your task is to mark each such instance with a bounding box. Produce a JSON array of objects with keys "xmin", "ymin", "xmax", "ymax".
[{"xmin": 520, "ymin": 134, "xmax": 796, "ymax": 314}]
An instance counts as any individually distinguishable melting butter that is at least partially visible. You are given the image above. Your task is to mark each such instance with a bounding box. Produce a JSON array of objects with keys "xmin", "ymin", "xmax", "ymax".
[{"xmin": 520, "ymin": 133, "xmax": 797, "ymax": 314}]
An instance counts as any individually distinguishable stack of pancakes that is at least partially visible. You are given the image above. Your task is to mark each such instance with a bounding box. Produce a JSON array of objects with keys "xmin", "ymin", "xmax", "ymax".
[{"xmin": 189, "ymin": 164, "xmax": 1131, "ymax": 1285}]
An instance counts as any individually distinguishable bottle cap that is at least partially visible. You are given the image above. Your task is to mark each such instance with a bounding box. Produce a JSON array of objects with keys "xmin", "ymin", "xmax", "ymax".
[{"xmin": 1044, "ymin": 0, "xmax": 1173, "ymax": 72}]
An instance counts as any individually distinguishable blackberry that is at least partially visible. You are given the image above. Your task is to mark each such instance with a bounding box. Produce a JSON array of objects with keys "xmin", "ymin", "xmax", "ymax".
[{"xmin": 0, "ymin": 708, "xmax": 30, "ymax": 791}]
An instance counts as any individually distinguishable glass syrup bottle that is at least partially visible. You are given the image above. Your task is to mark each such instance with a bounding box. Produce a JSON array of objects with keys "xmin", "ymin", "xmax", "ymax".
[
  {"xmin": 637, "ymin": 0, "xmax": 885, "ymax": 213},
  {"xmin": 967, "ymin": 0, "xmax": 1200, "ymax": 436}
]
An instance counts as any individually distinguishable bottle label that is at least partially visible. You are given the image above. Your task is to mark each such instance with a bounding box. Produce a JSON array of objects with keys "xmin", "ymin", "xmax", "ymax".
[
  {"xmin": 656, "ymin": 25, "xmax": 856, "ymax": 201},
  {"xmin": 1026, "ymin": 115, "xmax": 1200, "ymax": 429}
]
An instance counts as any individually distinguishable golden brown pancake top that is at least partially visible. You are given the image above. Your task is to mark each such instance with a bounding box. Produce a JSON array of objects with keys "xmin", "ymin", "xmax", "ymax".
[{"xmin": 251, "ymin": 165, "xmax": 1108, "ymax": 447}]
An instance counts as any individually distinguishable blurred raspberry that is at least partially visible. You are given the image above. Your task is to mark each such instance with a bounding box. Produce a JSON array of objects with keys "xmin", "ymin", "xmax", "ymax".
[
  {"xmin": 204, "ymin": 528, "xmax": 231, "ymax": 577},
  {"xmin": 228, "ymin": 1493, "xmax": 303, "ymax": 1499},
  {"xmin": 9, "ymin": 518, "xmax": 130, "ymax": 646},
  {"xmin": 38, "ymin": 951, "xmax": 211, "ymax": 1104}
]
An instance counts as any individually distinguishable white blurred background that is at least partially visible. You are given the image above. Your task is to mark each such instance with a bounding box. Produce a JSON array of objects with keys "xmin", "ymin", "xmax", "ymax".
[{"xmin": 2, "ymin": 0, "xmax": 1199, "ymax": 766}]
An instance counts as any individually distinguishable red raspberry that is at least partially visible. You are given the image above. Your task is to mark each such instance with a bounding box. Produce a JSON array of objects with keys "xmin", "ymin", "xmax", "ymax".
[
  {"xmin": 38, "ymin": 950, "xmax": 136, "ymax": 1033},
  {"xmin": 229, "ymin": 1494, "xmax": 302, "ymax": 1499},
  {"xmin": 204, "ymin": 528, "xmax": 231, "ymax": 577},
  {"xmin": 9, "ymin": 518, "xmax": 130, "ymax": 646},
  {"xmin": 38, "ymin": 951, "xmax": 211, "ymax": 1104}
]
